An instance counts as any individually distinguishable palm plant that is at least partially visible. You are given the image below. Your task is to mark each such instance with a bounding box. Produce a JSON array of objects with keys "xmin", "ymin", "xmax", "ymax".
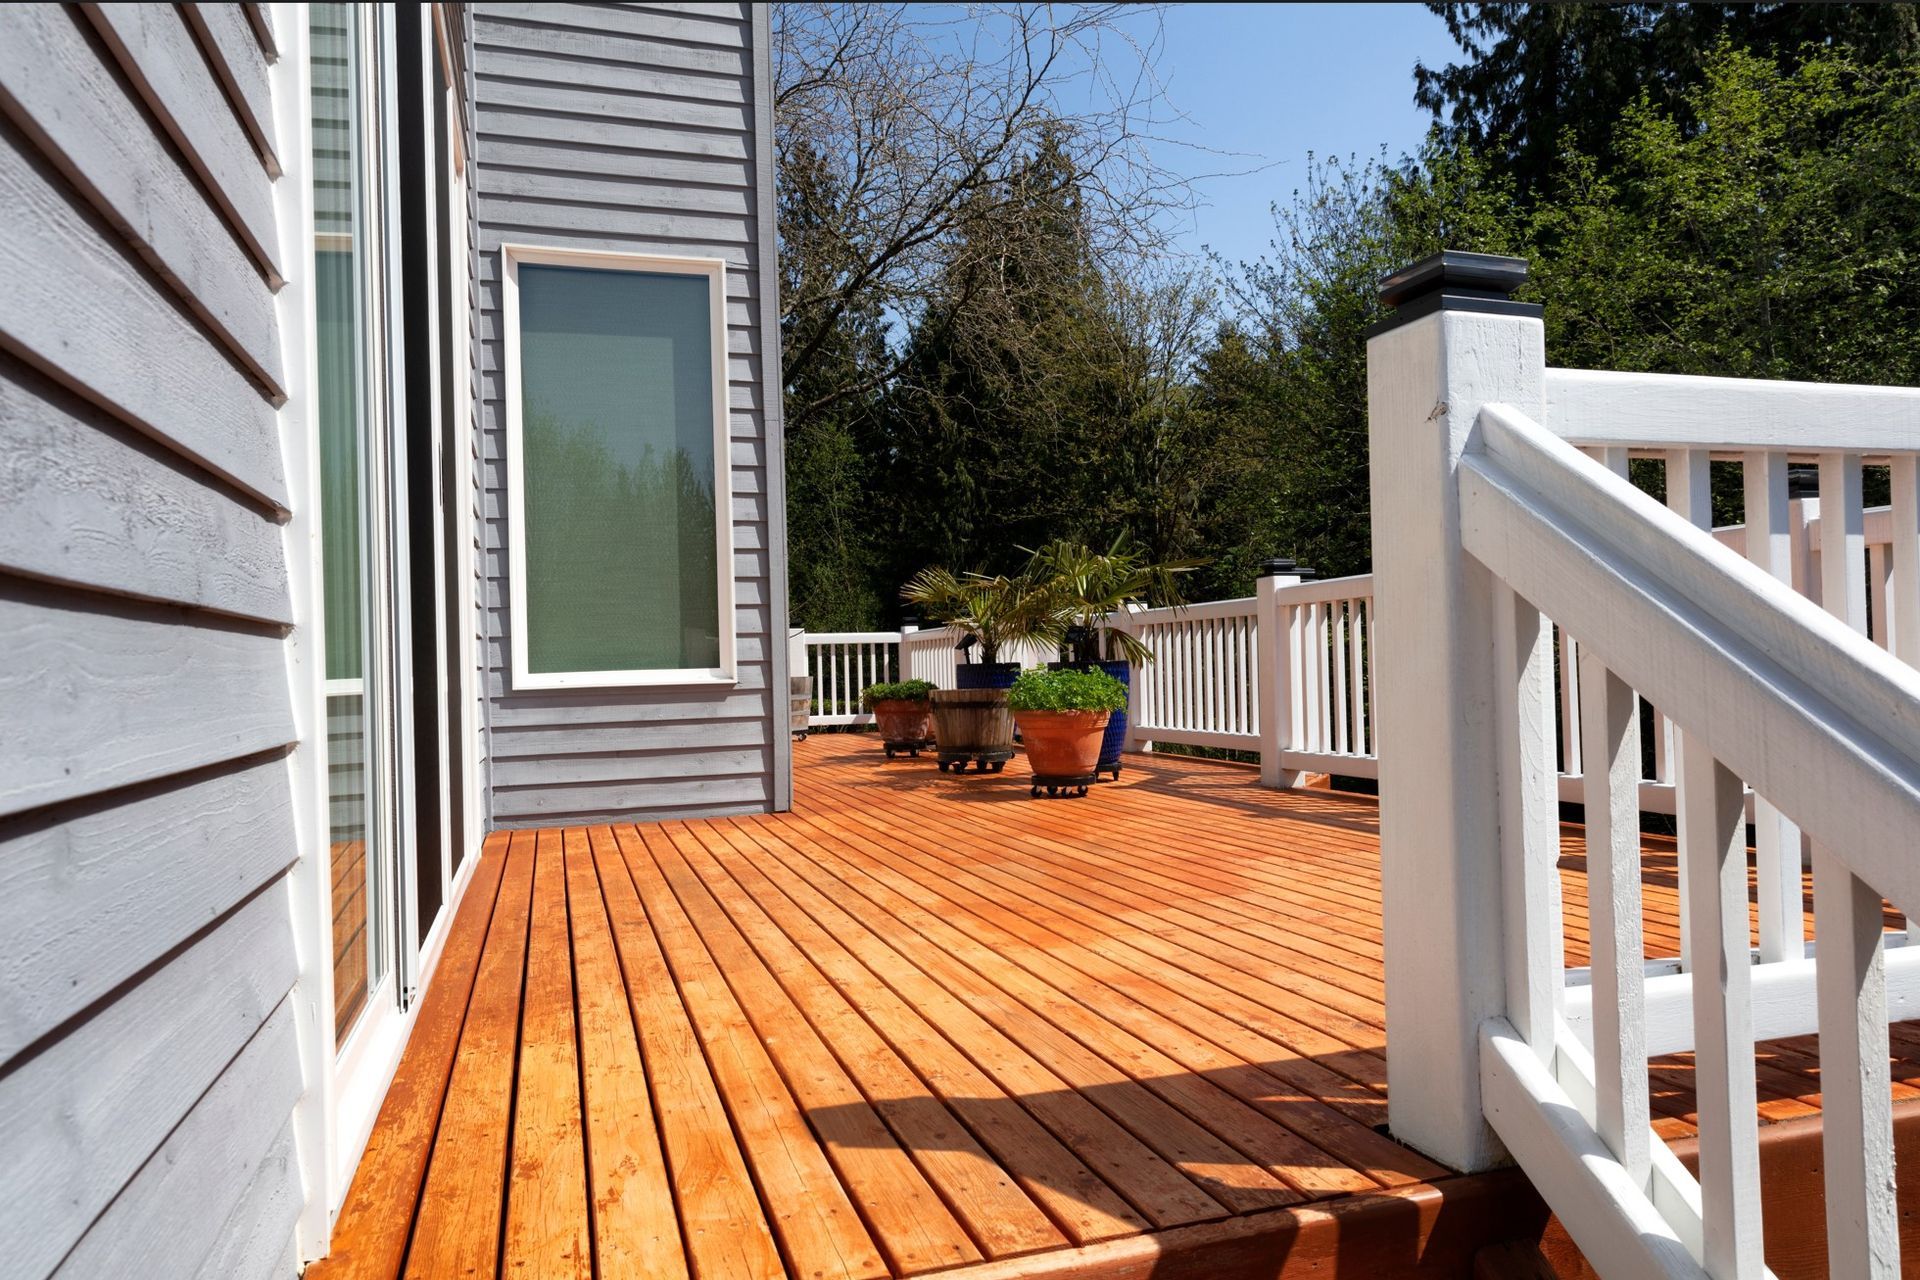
[
  {"xmin": 1024, "ymin": 533, "xmax": 1201, "ymax": 665},
  {"xmin": 900, "ymin": 566, "xmax": 1068, "ymax": 664}
]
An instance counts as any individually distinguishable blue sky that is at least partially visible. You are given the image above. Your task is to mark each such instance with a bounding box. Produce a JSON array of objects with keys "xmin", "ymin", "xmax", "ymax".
[{"xmin": 1139, "ymin": 3, "xmax": 1464, "ymax": 271}]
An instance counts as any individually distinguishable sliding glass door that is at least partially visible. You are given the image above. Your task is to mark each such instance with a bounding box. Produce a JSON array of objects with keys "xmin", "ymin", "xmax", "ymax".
[
  {"xmin": 312, "ymin": 9, "xmax": 478, "ymax": 1183},
  {"xmin": 313, "ymin": 0, "xmax": 395, "ymax": 1056}
]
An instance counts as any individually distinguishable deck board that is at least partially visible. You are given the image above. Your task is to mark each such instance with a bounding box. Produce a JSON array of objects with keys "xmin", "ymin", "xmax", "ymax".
[{"xmin": 312, "ymin": 734, "xmax": 1920, "ymax": 1279}]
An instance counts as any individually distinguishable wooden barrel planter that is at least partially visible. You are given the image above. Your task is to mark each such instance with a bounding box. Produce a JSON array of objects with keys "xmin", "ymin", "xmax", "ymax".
[
  {"xmin": 790, "ymin": 675, "xmax": 813, "ymax": 740},
  {"xmin": 929, "ymin": 689, "xmax": 1013, "ymax": 773}
]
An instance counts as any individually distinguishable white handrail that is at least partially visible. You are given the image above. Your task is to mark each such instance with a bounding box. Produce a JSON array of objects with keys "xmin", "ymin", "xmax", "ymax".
[
  {"xmin": 1545, "ymin": 367, "xmax": 1920, "ymax": 454},
  {"xmin": 1464, "ymin": 401, "xmax": 1920, "ymax": 1278}
]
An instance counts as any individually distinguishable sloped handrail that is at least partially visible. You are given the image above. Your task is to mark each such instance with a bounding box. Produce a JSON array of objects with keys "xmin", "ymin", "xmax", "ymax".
[
  {"xmin": 1466, "ymin": 403, "xmax": 1920, "ymax": 896},
  {"xmin": 1465, "ymin": 401, "xmax": 1919, "ymax": 1278}
]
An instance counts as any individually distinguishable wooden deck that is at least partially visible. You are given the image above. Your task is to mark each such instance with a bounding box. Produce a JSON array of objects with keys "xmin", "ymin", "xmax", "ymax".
[{"xmin": 310, "ymin": 733, "xmax": 1920, "ymax": 1280}]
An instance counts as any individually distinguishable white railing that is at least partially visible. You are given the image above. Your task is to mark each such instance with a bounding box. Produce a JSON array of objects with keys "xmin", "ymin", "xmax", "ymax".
[
  {"xmin": 1123, "ymin": 595, "xmax": 1263, "ymax": 751},
  {"xmin": 798, "ymin": 631, "xmax": 901, "ymax": 725},
  {"xmin": 1370, "ymin": 269, "xmax": 1920, "ymax": 1279},
  {"xmin": 796, "ymin": 627, "xmax": 1053, "ymax": 725},
  {"xmin": 1118, "ymin": 578, "xmax": 1381, "ymax": 784},
  {"xmin": 899, "ymin": 625, "xmax": 959, "ymax": 688}
]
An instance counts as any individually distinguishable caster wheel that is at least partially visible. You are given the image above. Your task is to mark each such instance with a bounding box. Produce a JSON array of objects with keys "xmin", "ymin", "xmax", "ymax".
[
  {"xmin": 1076, "ymin": 785, "xmax": 1089, "ymax": 797},
  {"xmin": 1030, "ymin": 786, "xmax": 1042, "ymax": 798},
  {"xmin": 885, "ymin": 746, "xmax": 895, "ymax": 759},
  {"xmin": 990, "ymin": 760, "xmax": 1005, "ymax": 773}
]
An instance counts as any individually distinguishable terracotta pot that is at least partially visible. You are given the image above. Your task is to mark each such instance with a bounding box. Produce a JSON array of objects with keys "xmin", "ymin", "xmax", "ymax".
[
  {"xmin": 869, "ymin": 699, "xmax": 934, "ymax": 750},
  {"xmin": 1012, "ymin": 709, "xmax": 1109, "ymax": 779}
]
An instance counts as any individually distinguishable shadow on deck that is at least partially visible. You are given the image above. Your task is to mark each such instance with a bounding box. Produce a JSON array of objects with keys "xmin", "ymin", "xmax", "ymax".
[{"xmin": 306, "ymin": 733, "xmax": 1920, "ymax": 1280}]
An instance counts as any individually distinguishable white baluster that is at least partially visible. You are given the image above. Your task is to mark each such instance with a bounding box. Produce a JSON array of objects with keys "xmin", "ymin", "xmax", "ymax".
[
  {"xmin": 1680, "ymin": 740, "xmax": 1764, "ymax": 1280},
  {"xmin": 1349, "ymin": 600, "xmax": 1368, "ymax": 756},
  {"xmin": 1815, "ymin": 450, "xmax": 1897, "ymax": 1279},
  {"xmin": 1493, "ymin": 583, "xmax": 1562, "ymax": 1060},
  {"xmin": 1180, "ymin": 620, "xmax": 1195, "ymax": 731},
  {"xmin": 1209, "ymin": 618, "xmax": 1224, "ymax": 734},
  {"xmin": 1315, "ymin": 602, "xmax": 1332, "ymax": 752},
  {"xmin": 1332, "ymin": 604, "xmax": 1350, "ymax": 756},
  {"xmin": 1297, "ymin": 606, "xmax": 1313, "ymax": 756},
  {"xmin": 1581, "ymin": 653, "xmax": 1648, "ymax": 1187},
  {"xmin": 1667, "ymin": 448, "xmax": 1711, "ymax": 973},
  {"xmin": 1364, "ymin": 595, "xmax": 1378, "ymax": 745},
  {"xmin": 1744, "ymin": 451, "xmax": 1806, "ymax": 964}
]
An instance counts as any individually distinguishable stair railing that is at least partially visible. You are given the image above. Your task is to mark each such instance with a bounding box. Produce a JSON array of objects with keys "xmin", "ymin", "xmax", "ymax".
[{"xmin": 1369, "ymin": 250, "xmax": 1920, "ymax": 1279}]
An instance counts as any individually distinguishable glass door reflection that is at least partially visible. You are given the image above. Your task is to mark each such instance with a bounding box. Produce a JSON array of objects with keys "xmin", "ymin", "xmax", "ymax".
[{"xmin": 313, "ymin": 1, "xmax": 389, "ymax": 1047}]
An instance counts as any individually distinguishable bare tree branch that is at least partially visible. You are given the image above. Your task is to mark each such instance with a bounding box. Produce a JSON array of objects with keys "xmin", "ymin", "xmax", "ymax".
[{"xmin": 773, "ymin": 3, "xmax": 1202, "ymax": 429}]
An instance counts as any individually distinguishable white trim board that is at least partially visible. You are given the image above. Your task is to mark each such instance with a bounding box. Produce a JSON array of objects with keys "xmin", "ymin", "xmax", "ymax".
[
  {"xmin": 498, "ymin": 241, "xmax": 738, "ymax": 692},
  {"xmin": 1564, "ymin": 941, "xmax": 1920, "ymax": 1057}
]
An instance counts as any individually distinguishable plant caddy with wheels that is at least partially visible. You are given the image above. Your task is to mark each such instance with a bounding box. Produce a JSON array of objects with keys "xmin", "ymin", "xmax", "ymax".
[
  {"xmin": 860, "ymin": 680, "xmax": 937, "ymax": 757},
  {"xmin": 1007, "ymin": 667, "xmax": 1129, "ymax": 798}
]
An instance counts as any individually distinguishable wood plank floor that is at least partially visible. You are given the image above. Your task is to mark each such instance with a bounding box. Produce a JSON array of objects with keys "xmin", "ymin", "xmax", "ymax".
[{"xmin": 310, "ymin": 733, "xmax": 1920, "ymax": 1279}]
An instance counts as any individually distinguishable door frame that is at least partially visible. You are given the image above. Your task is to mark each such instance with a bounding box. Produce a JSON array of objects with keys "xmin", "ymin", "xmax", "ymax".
[{"xmin": 279, "ymin": 4, "xmax": 487, "ymax": 1250}]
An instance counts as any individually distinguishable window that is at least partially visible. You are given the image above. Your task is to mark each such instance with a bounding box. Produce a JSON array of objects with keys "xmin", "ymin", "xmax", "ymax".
[{"xmin": 502, "ymin": 245, "xmax": 734, "ymax": 688}]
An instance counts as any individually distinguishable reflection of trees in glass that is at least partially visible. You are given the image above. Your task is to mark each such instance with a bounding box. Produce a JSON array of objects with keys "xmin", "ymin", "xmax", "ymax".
[
  {"xmin": 523, "ymin": 410, "xmax": 719, "ymax": 674},
  {"xmin": 316, "ymin": 247, "xmax": 363, "ymax": 681}
]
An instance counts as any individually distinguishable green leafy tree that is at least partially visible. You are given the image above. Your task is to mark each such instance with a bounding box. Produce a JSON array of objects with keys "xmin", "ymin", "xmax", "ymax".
[
  {"xmin": 1530, "ymin": 45, "xmax": 1920, "ymax": 389},
  {"xmin": 1211, "ymin": 144, "xmax": 1518, "ymax": 580},
  {"xmin": 1416, "ymin": 3, "xmax": 1919, "ymax": 200}
]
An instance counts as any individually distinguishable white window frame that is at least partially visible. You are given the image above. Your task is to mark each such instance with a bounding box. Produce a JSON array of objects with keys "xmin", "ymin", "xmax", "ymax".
[{"xmin": 499, "ymin": 242, "xmax": 737, "ymax": 690}]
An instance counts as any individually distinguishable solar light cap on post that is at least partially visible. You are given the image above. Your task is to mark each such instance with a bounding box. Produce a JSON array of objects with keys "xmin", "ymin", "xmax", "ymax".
[
  {"xmin": 1259, "ymin": 556, "xmax": 1316, "ymax": 580},
  {"xmin": 1368, "ymin": 250, "xmax": 1541, "ymax": 337}
]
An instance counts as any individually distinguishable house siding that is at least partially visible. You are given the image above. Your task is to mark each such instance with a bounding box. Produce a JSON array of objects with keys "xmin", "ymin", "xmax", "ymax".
[
  {"xmin": 0, "ymin": 5, "xmax": 303, "ymax": 1278},
  {"xmin": 470, "ymin": 1, "xmax": 791, "ymax": 826}
]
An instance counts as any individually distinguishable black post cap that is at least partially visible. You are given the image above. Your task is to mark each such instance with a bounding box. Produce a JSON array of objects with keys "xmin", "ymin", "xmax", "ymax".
[
  {"xmin": 1259, "ymin": 557, "xmax": 1316, "ymax": 580},
  {"xmin": 1369, "ymin": 250, "xmax": 1541, "ymax": 337},
  {"xmin": 1787, "ymin": 464, "xmax": 1819, "ymax": 500}
]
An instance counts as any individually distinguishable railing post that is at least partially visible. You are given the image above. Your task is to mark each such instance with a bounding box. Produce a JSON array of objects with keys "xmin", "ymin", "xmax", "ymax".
[
  {"xmin": 1367, "ymin": 250, "xmax": 1545, "ymax": 1172},
  {"xmin": 1256, "ymin": 560, "xmax": 1301, "ymax": 788}
]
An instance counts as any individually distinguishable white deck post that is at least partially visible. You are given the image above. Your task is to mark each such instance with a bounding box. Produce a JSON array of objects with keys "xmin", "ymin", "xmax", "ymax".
[
  {"xmin": 1256, "ymin": 560, "xmax": 1302, "ymax": 788},
  {"xmin": 1367, "ymin": 251, "xmax": 1545, "ymax": 1172}
]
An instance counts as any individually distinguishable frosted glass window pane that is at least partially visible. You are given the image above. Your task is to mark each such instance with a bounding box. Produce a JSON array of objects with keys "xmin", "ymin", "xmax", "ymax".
[{"xmin": 518, "ymin": 264, "xmax": 720, "ymax": 674}]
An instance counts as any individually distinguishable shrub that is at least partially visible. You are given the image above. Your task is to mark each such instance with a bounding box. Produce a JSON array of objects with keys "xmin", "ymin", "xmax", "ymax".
[
  {"xmin": 1006, "ymin": 667, "xmax": 1128, "ymax": 713},
  {"xmin": 860, "ymin": 679, "xmax": 937, "ymax": 709}
]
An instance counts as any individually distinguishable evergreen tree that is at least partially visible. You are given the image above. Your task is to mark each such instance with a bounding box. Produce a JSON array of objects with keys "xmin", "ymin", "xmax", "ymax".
[{"xmin": 1416, "ymin": 3, "xmax": 1919, "ymax": 200}]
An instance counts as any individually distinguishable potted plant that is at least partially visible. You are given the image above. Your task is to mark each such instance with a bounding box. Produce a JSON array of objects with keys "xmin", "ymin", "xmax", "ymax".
[
  {"xmin": 900, "ymin": 568, "xmax": 1064, "ymax": 690},
  {"xmin": 1007, "ymin": 667, "xmax": 1130, "ymax": 798},
  {"xmin": 1024, "ymin": 535, "xmax": 1199, "ymax": 780},
  {"xmin": 901, "ymin": 568, "xmax": 1066, "ymax": 773},
  {"xmin": 860, "ymin": 679, "xmax": 937, "ymax": 757}
]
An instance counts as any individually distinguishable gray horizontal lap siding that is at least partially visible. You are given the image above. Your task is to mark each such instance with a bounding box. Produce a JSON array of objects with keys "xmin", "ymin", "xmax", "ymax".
[
  {"xmin": 471, "ymin": 2, "xmax": 788, "ymax": 825},
  {"xmin": 0, "ymin": 5, "xmax": 301, "ymax": 1279}
]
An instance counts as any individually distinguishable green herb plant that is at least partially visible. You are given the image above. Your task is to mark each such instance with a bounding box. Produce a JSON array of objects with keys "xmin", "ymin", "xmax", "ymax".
[
  {"xmin": 859, "ymin": 679, "xmax": 938, "ymax": 710},
  {"xmin": 1005, "ymin": 667, "xmax": 1128, "ymax": 714}
]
